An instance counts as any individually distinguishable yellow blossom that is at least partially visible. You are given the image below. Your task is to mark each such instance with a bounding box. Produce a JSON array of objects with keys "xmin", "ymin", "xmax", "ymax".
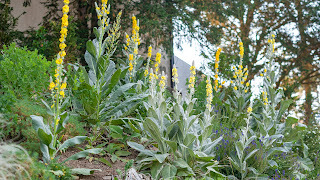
[
  {"xmin": 60, "ymin": 91, "xmax": 65, "ymax": 97},
  {"xmin": 56, "ymin": 58, "xmax": 63, "ymax": 65},
  {"xmin": 247, "ymin": 107, "xmax": 252, "ymax": 113},
  {"xmin": 49, "ymin": 82, "xmax": 55, "ymax": 89},
  {"xmin": 234, "ymin": 86, "xmax": 238, "ymax": 90},
  {"xmin": 155, "ymin": 52, "xmax": 161, "ymax": 63},
  {"xmin": 239, "ymin": 42, "xmax": 244, "ymax": 58},
  {"xmin": 59, "ymin": 43, "xmax": 66, "ymax": 50},
  {"xmin": 129, "ymin": 54, "xmax": 133, "ymax": 61},
  {"xmin": 60, "ymin": 51, "xmax": 66, "ymax": 57},
  {"xmin": 148, "ymin": 46, "xmax": 152, "ymax": 58},
  {"xmin": 172, "ymin": 67, "xmax": 177, "ymax": 76},
  {"xmin": 62, "ymin": 5, "xmax": 69, "ymax": 13},
  {"xmin": 61, "ymin": 82, "xmax": 67, "ymax": 89},
  {"xmin": 246, "ymin": 82, "xmax": 250, "ymax": 87},
  {"xmin": 260, "ymin": 73, "xmax": 263, "ymax": 76}
]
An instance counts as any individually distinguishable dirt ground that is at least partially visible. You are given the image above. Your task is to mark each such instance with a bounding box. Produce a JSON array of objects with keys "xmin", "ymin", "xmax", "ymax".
[{"xmin": 59, "ymin": 147, "xmax": 139, "ymax": 180}]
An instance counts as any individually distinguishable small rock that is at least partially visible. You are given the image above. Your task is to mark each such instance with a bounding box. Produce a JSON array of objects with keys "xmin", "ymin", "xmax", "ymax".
[{"xmin": 103, "ymin": 176, "xmax": 113, "ymax": 180}]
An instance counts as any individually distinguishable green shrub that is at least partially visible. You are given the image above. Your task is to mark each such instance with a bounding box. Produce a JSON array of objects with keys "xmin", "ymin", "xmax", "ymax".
[
  {"xmin": 304, "ymin": 125, "xmax": 320, "ymax": 178},
  {"xmin": 0, "ymin": 43, "xmax": 53, "ymax": 98}
]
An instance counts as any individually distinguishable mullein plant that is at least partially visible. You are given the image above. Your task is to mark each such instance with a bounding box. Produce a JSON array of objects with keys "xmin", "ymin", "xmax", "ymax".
[
  {"xmin": 30, "ymin": 0, "xmax": 102, "ymax": 175},
  {"xmin": 72, "ymin": 0, "xmax": 145, "ymax": 124},
  {"xmin": 252, "ymin": 33, "xmax": 313, "ymax": 178},
  {"xmin": 213, "ymin": 48, "xmax": 225, "ymax": 92},
  {"xmin": 143, "ymin": 45, "xmax": 152, "ymax": 81},
  {"xmin": 123, "ymin": 15, "xmax": 144, "ymax": 81},
  {"xmin": 225, "ymin": 42, "xmax": 252, "ymax": 128},
  {"xmin": 129, "ymin": 64, "xmax": 224, "ymax": 179},
  {"xmin": 227, "ymin": 103, "xmax": 263, "ymax": 180}
]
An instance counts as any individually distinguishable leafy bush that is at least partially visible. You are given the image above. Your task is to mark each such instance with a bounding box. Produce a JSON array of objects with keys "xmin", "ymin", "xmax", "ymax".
[
  {"xmin": 303, "ymin": 125, "xmax": 320, "ymax": 178},
  {"xmin": 0, "ymin": 43, "xmax": 53, "ymax": 98}
]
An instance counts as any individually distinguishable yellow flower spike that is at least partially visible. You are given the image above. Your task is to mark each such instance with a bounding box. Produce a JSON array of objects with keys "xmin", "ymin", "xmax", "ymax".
[
  {"xmin": 148, "ymin": 46, "xmax": 152, "ymax": 58},
  {"xmin": 144, "ymin": 69, "xmax": 148, "ymax": 77},
  {"xmin": 172, "ymin": 65, "xmax": 179, "ymax": 83},
  {"xmin": 205, "ymin": 76, "xmax": 213, "ymax": 110},
  {"xmin": 64, "ymin": 0, "xmax": 69, "ymax": 4},
  {"xmin": 245, "ymin": 72, "xmax": 248, "ymax": 76},
  {"xmin": 190, "ymin": 65, "xmax": 196, "ymax": 71},
  {"xmin": 214, "ymin": 74, "xmax": 218, "ymax": 79},
  {"xmin": 155, "ymin": 52, "xmax": 161, "ymax": 63},
  {"xmin": 134, "ymin": 48, "xmax": 138, "ymax": 55},
  {"xmin": 159, "ymin": 73, "xmax": 167, "ymax": 89},
  {"xmin": 239, "ymin": 42, "xmax": 244, "ymax": 58},
  {"xmin": 129, "ymin": 54, "xmax": 133, "ymax": 61}
]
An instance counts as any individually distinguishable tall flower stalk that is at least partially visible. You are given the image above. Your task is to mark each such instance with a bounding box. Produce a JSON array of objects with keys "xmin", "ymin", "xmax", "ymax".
[
  {"xmin": 144, "ymin": 45, "xmax": 152, "ymax": 79},
  {"xmin": 154, "ymin": 50, "xmax": 161, "ymax": 78},
  {"xmin": 231, "ymin": 42, "xmax": 250, "ymax": 95},
  {"xmin": 125, "ymin": 15, "xmax": 140, "ymax": 80},
  {"xmin": 50, "ymin": 0, "xmax": 70, "ymax": 149},
  {"xmin": 186, "ymin": 61, "xmax": 196, "ymax": 102},
  {"xmin": 205, "ymin": 76, "xmax": 213, "ymax": 111},
  {"xmin": 214, "ymin": 48, "xmax": 222, "ymax": 91}
]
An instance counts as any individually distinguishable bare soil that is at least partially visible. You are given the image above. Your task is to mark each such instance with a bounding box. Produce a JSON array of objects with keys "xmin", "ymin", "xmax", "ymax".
[{"xmin": 59, "ymin": 147, "xmax": 139, "ymax": 180}]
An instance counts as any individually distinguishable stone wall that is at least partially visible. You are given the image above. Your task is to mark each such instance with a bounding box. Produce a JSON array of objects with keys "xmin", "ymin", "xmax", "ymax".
[{"xmin": 10, "ymin": 0, "xmax": 47, "ymax": 31}]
